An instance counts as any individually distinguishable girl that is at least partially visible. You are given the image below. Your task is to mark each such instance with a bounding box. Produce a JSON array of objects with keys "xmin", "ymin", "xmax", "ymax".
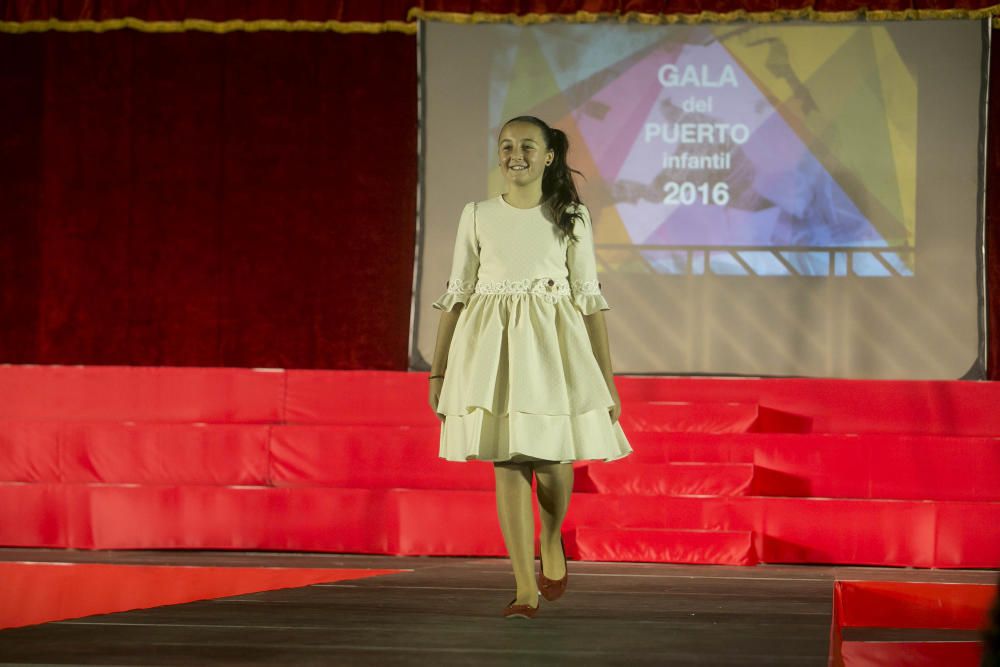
[{"xmin": 428, "ymin": 116, "xmax": 633, "ymax": 619}]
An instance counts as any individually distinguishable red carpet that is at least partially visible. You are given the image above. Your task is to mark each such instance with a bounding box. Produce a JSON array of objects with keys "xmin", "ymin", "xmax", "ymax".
[{"xmin": 0, "ymin": 562, "xmax": 407, "ymax": 630}]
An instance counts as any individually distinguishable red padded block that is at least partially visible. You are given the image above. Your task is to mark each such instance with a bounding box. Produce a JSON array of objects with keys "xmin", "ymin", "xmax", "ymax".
[
  {"xmin": 867, "ymin": 438, "xmax": 1000, "ymax": 502},
  {"xmin": 627, "ymin": 431, "xmax": 758, "ymax": 463},
  {"xmin": 569, "ymin": 495, "xmax": 1000, "ymax": 568},
  {"xmin": 839, "ymin": 641, "xmax": 982, "ymax": 667},
  {"xmin": 285, "ymin": 370, "xmax": 433, "ymax": 425},
  {"xmin": 750, "ymin": 435, "xmax": 867, "ymax": 497},
  {"xmin": 829, "ymin": 580, "xmax": 995, "ymax": 667},
  {"xmin": 0, "ymin": 483, "xmax": 68, "ymax": 547},
  {"xmin": 623, "ymin": 401, "xmax": 761, "ymax": 433},
  {"xmin": 760, "ymin": 498, "xmax": 938, "ymax": 567},
  {"xmin": 62, "ymin": 484, "xmax": 267, "ymax": 550},
  {"xmin": 0, "ymin": 562, "xmax": 407, "ymax": 630},
  {"xmin": 393, "ymin": 489, "xmax": 506, "ymax": 556},
  {"xmin": 61, "ymin": 485, "xmax": 398, "ymax": 553},
  {"xmin": 933, "ymin": 502, "xmax": 1000, "ymax": 568},
  {"xmin": 59, "ymin": 423, "xmax": 271, "ymax": 485},
  {"xmin": 757, "ymin": 434, "xmax": 1000, "ymax": 502},
  {"xmin": 615, "ymin": 376, "xmax": 1000, "ymax": 436},
  {"xmin": 0, "ymin": 365, "xmax": 285, "ymax": 423},
  {"xmin": 264, "ymin": 487, "xmax": 400, "ymax": 554},
  {"xmin": 596, "ymin": 496, "xmax": 1000, "ymax": 569},
  {"xmin": 574, "ymin": 527, "xmax": 757, "ymax": 565},
  {"xmin": 627, "ymin": 432, "xmax": 1000, "ymax": 501},
  {"xmin": 577, "ymin": 461, "xmax": 754, "ymax": 496},
  {"xmin": 0, "ymin": 421, "xmax": 60, "ymax": 482},
  {"xmin": 269, "ymin": 424, "xmax": 494, "ymax": 491},
  {"xmin": 600, "ymin": 494, "xmax": 760, "ymax": 532},
  {"xmin": 835, "ymin": 580, "xmax": 996, "ymax": 630},
  {"xmin": 564, "ymin": 494, "xmax": 762, "ymax": 558}
]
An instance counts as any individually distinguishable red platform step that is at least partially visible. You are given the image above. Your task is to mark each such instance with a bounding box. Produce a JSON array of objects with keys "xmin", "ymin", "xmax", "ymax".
[
  {"xmin": 0, "ymin": 365, "xmax": 286, "ymax": 423},
  {"xmin": 576, "ymin": 461, "xmax": 755, "ymax": 496},
  {"xmin": 574, "ymin": 526, "xmax": 757, "ymax": 566},
  {"xmin": 5, "ymin": 422, "xmax": 999, "ymax": 502},
  {"xmin": 616, "ymin": 376, "xmax": 1000, "ymax": 436},
  {"xmin": 3, "ymin": 482, "xmax": 997, "ymax": 567},
  {"xmin": 5, "ymin": 366, "xmax": 1000, "ymax": 433},
  {"xmin": 621, "ymin": 401, "xmax": 811, "ymax": 433},
  {"xmin": 626, "ymin": 432, "xmax": 1000, "ymax": 501},
  {"xmin": 269, "ymin": 425, "xmax": 494, "ymax": 490}
]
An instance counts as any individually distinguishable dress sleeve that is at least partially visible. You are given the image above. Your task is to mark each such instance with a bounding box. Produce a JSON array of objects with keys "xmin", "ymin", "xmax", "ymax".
[
  {"xmin": 431, "ymin": 201, "xmax": 480, "ymax": 311},
  {"xmin": 566, "ymin": 204, "xmax": 610, "ymax": 315}
]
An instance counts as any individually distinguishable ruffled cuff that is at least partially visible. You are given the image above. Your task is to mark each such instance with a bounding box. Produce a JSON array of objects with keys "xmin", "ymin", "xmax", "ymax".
[
  {"xmin": 571, "ymin": 279, "xmax": 610, "ymax": 315},
  {"xmin": 573, "ymin": 293, "xmax": 610, "ymax": 315},
  {"xmin": 432, "ymin": 292, "xmax": 468, "ymax": 311},
  {"xmin": 432, "ymin": 278, "xmax": 475, "ymax": 311}
]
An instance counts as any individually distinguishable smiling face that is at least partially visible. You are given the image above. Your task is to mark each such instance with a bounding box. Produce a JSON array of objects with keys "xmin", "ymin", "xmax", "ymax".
[{"xmin": 498, "ymin": 121, "xmax": 554, "ymax": 188}]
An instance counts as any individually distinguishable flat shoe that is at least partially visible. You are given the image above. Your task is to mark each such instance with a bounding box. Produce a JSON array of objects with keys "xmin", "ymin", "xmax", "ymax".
[
  {"xmin": 538, "ymin": 535, "xmax": 568, "ymax": 602},
  {"xmin": 502, "ymin": 597, "xmax": 538, "ymax": 619}
]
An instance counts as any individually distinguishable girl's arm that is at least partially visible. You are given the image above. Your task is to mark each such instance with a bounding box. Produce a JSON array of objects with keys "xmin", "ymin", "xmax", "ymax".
[
  {"xmin": 583, "ymin": 309, "xmax": 622, "ymax": 423},
  {"xmin": 582, "ymin": 310, "xmax": 614, "ymax": 385},
  {"xmin": 431, "ymin": 305, "xmax": 463, "ymax": 377}
]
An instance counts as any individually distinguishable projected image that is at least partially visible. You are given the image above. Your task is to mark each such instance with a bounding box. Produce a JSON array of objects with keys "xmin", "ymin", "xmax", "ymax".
[{"xmin": 487, "ymin": 25, "xmax": 916, "ymax": 276}]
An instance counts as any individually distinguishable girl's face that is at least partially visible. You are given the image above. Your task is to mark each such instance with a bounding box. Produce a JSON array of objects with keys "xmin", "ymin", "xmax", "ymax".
[{"xmin": 498, "ymin": 122, "xmax": 554, "ymax": 188}]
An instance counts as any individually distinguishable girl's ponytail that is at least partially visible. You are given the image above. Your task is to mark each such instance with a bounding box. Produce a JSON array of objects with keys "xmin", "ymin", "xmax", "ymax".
[{"xmin": 502, "ymin": 116, "xmax": 586, "ymax": 243}]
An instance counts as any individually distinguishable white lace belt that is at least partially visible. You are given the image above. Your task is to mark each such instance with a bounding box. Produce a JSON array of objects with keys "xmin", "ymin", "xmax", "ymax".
[{"xmin": 444, "ymin": 277, "xmax": 601, "ymax": 305}]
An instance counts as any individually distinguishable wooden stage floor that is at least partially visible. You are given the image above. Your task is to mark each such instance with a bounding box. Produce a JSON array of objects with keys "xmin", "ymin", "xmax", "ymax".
[{"xmin": 0, "ymin": 548, "xmax": 995, "ymax": 666}]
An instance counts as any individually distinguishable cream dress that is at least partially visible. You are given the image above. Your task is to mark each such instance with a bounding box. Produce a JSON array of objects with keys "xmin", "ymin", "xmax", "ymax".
[{"xmin": 431, "ymin": 195, "xmax": 633, "ymax": 464}]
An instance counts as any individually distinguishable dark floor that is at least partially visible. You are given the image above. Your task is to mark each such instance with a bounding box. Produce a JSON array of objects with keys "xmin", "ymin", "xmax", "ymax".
[{"xmin": 0, "ymin": 548, "xmax": 996, "ymax": 666}]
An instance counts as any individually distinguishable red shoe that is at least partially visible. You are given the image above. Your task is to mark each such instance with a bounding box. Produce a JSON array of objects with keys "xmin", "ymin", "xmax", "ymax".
[
  {"xmin": 502, "ymin": 597, "xmax": 538, "ymax": 619},
  {"xmin": 537, "ymin": 535, "xmax": 568, "ymax": 601}
]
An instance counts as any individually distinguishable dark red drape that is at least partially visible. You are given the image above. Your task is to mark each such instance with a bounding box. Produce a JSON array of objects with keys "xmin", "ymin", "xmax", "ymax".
[
  {"xmin": 988, "ymin": 33, "xmax": 1000, "ymax": 380},
  {"xmin": 0, "ymin": 30, "xmax": 417, "ymax": 369},
  {"xmin": 0, "ymin": 0, "xmax": 997, "ymax": 375}
]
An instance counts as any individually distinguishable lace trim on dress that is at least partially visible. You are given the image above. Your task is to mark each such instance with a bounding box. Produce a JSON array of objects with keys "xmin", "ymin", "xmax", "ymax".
[
  {"xmin": 570, "ymin": 279, "xmax": 601, "ymax": 296},
  {"xmin": 445, "ymin": 278, "xmax": 476, "ymax": 295},
  {"xmin": 475, "ymin": 277, "xmax": 571, "ymax": 304}
]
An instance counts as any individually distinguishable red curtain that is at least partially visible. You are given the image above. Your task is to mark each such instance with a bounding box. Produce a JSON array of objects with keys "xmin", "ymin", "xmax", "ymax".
[
  {"xmin": 0, "ymin": 1, "xmax": 997, "ymax": 376},
  {"xmin": 988, "ymin": 39, "xmax": 1000, "ymax": 380},
  {"xmin": 0, "ymin": 1, "xmax": 416, "ymax": 22},
  {"xmin": 0, "ymin": 30, "xmax": 416, "ymax": 369}
]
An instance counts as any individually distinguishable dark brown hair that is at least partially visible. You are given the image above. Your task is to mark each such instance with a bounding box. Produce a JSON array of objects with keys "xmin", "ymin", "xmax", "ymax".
[{"xmin": 501, "ymin": 115, "xmax": 585, "ymax": 243}]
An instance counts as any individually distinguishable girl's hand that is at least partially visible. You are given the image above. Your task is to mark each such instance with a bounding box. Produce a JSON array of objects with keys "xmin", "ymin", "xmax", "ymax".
[
  {"xmin": 607, "ymin": 381, "xmax": 622, "ymax": 424},
  {"xmin": 429, "ymin": 376, "xmax": 445, "ymax": 422}
]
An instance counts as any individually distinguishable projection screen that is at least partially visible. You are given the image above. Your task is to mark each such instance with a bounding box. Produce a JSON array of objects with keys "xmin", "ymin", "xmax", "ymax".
[{"xmin": 412, "ymin": 19, "xmax": 988, "ymax": 379}]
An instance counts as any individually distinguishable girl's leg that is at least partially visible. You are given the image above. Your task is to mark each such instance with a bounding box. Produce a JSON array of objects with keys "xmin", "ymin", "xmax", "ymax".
[
  {"xmin": 533, "ymin": 461, "xmax": 573, "ymax": 579},
  {"xmin": 493, "ymin": 460, "xmax": 538, "ymax": 607}
]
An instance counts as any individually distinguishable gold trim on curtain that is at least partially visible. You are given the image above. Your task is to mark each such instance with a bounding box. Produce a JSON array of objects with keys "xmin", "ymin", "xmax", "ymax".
[
  {"xmin": 0, "ymin": 17, "xmax": 416, "ymax": 35},
  {"xmin": 2, "ymin": 6, "xmax": 999, "ymax": 34},
  {"xmin": 407, "ymin": 6, "xmax": 1000, "ymax": 27}
]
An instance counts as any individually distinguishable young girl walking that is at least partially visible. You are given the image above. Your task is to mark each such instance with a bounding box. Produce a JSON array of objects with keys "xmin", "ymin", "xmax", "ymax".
[{"xmin": 427, "ymin": 115, "xmax": 633, "ymax": 619}]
